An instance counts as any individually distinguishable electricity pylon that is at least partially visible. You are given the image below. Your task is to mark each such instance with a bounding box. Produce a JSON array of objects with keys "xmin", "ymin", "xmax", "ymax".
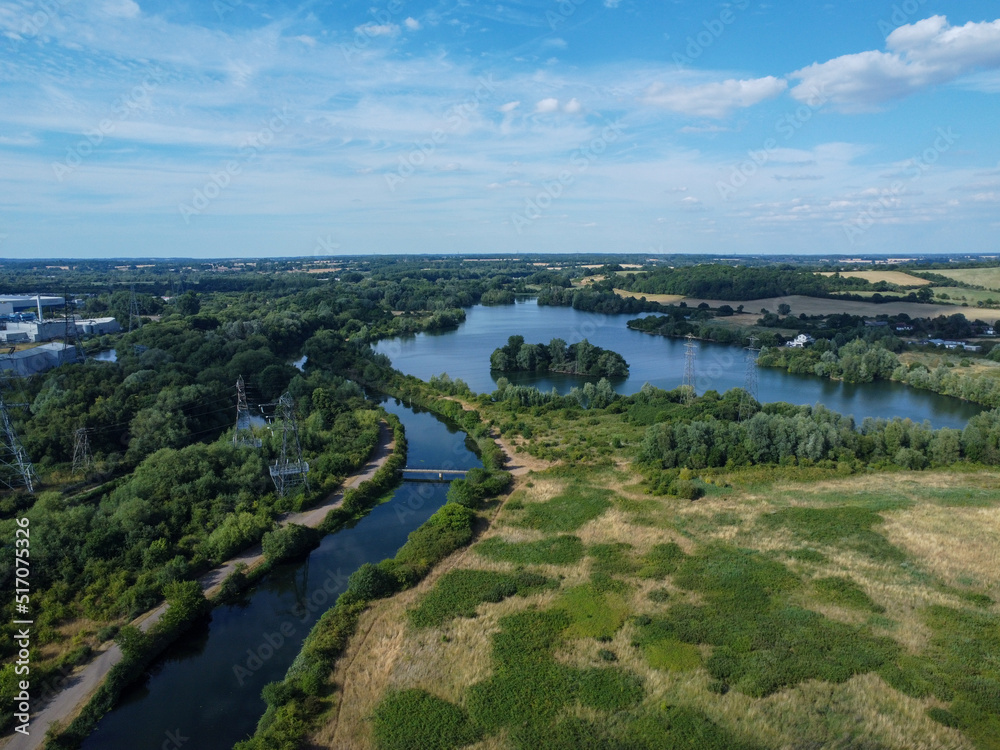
[
  {"xmin": 233, "ymin": 376, "xmax": 262, "ymax": 448},
  {"xmin": 72, "ymin": 427, "xmax": 92, "ymax": 475},
  {"xmin": 269, "ymin": 392, "xmax": 309, "ymax": 496},
  {"xmin": 0, "ymin": 387, "xmax": 37, "ymax": 493},
  {"xmin": 739, "ymin": 336, "xmax": 761, "ymax": 422},
  {"xmin": 682, "ymin": 334, "xmax": 697, "ymax": 404}
]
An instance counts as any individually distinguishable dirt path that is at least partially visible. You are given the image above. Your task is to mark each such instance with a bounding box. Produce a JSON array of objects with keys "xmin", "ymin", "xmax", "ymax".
[{"xmin": 2, "ymin": 423, "xmax": 395, "ymax": 750}]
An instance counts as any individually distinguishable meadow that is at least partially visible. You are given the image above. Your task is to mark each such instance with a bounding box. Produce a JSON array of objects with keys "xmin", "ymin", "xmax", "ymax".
[
  {"xmin": 312, "ymin": 419, "xmax": 1000, "ymax": 750},
  {"xmin": 931, "ymin": 268, "xmax": 1000, "ymax": 292}
]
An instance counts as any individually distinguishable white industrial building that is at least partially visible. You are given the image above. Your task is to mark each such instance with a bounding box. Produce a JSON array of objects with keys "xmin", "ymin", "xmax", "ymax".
[
  {"xmin": 0, "ymin": 343, "xmax": 80, "ymax": 377},
  {"xmin": 0, "ymin": 295, "xmax": 65, "ymax": 317},
  {"xmin": 0, "ymin": 317, "xmax": 120, "ymax": 343}
]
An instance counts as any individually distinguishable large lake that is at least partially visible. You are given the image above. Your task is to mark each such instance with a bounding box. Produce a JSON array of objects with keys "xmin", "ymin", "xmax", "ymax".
[{"xmin": 374, "ymin": 299, "xmax": 983, "ymax": 430}]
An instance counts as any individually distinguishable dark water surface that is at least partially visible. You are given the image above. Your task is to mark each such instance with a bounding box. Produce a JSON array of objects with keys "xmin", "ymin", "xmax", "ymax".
[
  {"xmin": 374, "ymin": 299, "xmax": 982, "ymax": 429},
  {"xmin": 81, "ymin": 400, "xmax": 481, "ymax": 750}
]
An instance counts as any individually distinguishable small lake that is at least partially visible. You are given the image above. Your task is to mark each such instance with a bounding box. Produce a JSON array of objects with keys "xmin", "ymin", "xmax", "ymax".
[
  {"xmin": 374, "ymin": 299, "xmax": 983, "ymax": 429},
  {"xmin": 81, "ymin": 399, "xmax": 482, "ymax": 750}
]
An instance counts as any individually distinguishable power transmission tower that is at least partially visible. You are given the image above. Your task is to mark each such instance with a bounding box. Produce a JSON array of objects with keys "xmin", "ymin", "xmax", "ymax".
[
  {"xmin": 233, "ymin": 376, "xmax": 262, "ymax": 448},
  {"xmin": 0, "ymin": 386, "xmax": 37, "ymax": 493},
  {"xmin": 682, "ymin": 334, "xmax": 698, "ymax": 404},
  {"xmin": 72, "ymin": 427, "xmax": 92, "ymax": 475},
  {"xmin": 739, "ymin": 336, "xmax": 761, "ymax": 422},
  {"xmin": 127, "ymin": 285, "xmax": 142, "ymax": 333},
  {"xmin": 269, "ymin": 392, "xmax": 309, "ymax": 496}
]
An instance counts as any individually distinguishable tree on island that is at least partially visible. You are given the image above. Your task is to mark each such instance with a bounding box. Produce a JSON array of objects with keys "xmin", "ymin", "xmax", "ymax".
[{"xmin": 490, "ymin": 335, "xmax": 629, "ymax": 378}]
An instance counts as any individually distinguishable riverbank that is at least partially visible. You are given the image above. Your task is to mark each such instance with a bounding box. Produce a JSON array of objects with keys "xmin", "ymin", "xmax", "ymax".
[{"xmin": 1, "ymin": 422, "xmax": 396, "ymax": 750}]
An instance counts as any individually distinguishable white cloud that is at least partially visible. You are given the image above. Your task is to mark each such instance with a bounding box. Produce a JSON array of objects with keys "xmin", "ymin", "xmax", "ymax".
[
  {"xmin": 534, "ymin": 97, "xmax": 560, "ymax": 113},
  {"xmin": 604, "ymin": 0, "xmax": 621, "ymax": 8},
  {"xmin": 404, "ymin": 17, "xmax": 421, "ymax": 31},
  {"xmin": 354, "ymin": 23, "xmax": 399, "ymax": 37},
  {"xmin": 294, "ymin": 35, "xmax": 317, "ymax": 47},
  {"xmin": 499, "ymin": 101, "xmax": 521, "ymax": 113},
  {"xmin": 102, "ymin": 0, "xmax": 141, "ymax": 19},
  {"xmin": 643, "ymin": 77, "xmax": 787, "ymax": 117},
  {"xmin": 791, "ymin": 15, "xmax": 1000, "ymax": 110},
  {"xmin": 563, "ymin": 98, "xmax": 582, "ymax": 114}
]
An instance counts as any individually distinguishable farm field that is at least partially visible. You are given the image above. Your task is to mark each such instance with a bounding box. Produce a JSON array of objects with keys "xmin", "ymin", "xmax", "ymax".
[
  {"xmin": 931, "ymin": 268, "xmax": 1000, "ymax": 292},
  {"xmin": 932, "ymin": 287, "xmax": 1000, "ymax": 306},
  {"xmin": 817, "ymin": 271, "xmax": 930, "ymax": 287},
  {"xmin": 612, "ymin": 288, "xmax": 685, "ymax": 303},
  {"xmin": 665, "ymin": 294, "xmax": 1000, "ymax": 324},
  {"xmin": 315, "ymin": 451, "xmax": 1000, "ymax": 750}
]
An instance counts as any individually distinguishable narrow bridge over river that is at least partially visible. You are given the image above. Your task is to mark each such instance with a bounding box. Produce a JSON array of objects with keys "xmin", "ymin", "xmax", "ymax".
[{"xmin": 400, "ymin": 467, "xmax": 469, "ymax": 483}]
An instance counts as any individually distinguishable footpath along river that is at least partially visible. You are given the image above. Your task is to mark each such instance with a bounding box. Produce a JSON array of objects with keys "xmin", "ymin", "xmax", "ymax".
[{"xmin": 78, "ymin": 399, "xmax": 481, "ymax": 750}]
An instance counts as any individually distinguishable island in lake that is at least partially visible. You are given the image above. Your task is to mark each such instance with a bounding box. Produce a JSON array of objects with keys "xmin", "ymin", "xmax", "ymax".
[{"xmin": 490, "ymin": 335, "xmax": 630, "ymax": 377}]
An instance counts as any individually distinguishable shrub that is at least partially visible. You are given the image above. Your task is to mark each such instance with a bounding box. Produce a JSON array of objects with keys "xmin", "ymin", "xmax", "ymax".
[
  {"xmin": 372, "ymin": 689, "xmax": 481, "ymax": 750},
  {"xmin": 261, "ymin": 524, "xmax": 321, "ymax": 564},
  {"xmin": 474, "ymin": 535, "xmax": 585, "ymax": 566}
]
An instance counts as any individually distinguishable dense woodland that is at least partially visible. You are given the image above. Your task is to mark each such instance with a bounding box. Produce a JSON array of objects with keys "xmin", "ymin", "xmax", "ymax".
[{"xmin": 490, "ymin": 336, "xmax": 630, "ymax": 378}]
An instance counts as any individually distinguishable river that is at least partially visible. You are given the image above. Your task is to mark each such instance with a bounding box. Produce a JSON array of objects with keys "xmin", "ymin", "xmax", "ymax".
[
  {"xmin": 80, "ymin": 399, "xmax": 482, "ymax": 750},
  {"xmin": 373, "ymin": 299, "xmax": 982, "ymax": 429}
]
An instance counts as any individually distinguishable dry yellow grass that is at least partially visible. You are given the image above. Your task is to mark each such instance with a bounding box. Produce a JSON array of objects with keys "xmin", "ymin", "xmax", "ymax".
[
  {"xmin": 612, "ymin": 288, "xmax": 685, "ymax": 304},
  {"xmin": 818, "ymin": 271, "xmax": 931, "ymax": 287}
]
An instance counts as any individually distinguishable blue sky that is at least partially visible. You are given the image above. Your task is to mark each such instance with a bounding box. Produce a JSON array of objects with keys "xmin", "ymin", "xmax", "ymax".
[{"xmin": 1, "ymin": 0, "xmax": 999, "ymax": 258}]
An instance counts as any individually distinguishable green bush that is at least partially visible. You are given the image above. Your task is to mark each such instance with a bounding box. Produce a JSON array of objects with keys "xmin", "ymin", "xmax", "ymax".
[
  {"xmin": 372, "ymin": 689, "xmax": 481, "ymax": 750},
  {"xmin": 261, "ymin": 524, "xmax": 321, "ymax": 564},
  {"xmin": 516, "ymin": 486, "xmax": 613, "ymax": 532},
  {"xmin": 474, "ymin": 535, "xmax": 585, "ymax": 565},
  {"xmin": 409, "ymin": 569, "xmax": 549, "ymax": 628}
]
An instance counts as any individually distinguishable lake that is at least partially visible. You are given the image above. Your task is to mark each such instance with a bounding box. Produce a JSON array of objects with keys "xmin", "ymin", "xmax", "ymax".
[{"xmin": 374, "ymin": 299, "xmax": 983, "ymax": 429}]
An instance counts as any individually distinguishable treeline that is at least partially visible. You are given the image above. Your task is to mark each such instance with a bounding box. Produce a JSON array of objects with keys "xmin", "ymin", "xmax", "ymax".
[
  {"xmin": 536, "ymin": 286, "xmax": 665, "ymax": 314},
  {"xmin": 760, "ymin": 339, "xmax": 1000, "ymax": 408},
  {"xmin": 638, "ymin": 390, "xmax": 1000, "ymax": 473},
  {"xmin": 610, "ymin": 264, "xmax": 885, "ymax": 300},
  {"xmin": 490, "ymin": 336, "xmax": 629, "ymax": 378}
]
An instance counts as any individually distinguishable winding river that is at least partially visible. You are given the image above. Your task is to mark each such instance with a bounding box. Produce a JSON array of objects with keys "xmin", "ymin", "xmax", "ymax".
[
  {"xmin": 374, "ymin": 299, "xmax": 982, "ymax": 429},
  {"xmin": 80, "ymin": 399, "xmax": 482, "ymax": 750}
]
